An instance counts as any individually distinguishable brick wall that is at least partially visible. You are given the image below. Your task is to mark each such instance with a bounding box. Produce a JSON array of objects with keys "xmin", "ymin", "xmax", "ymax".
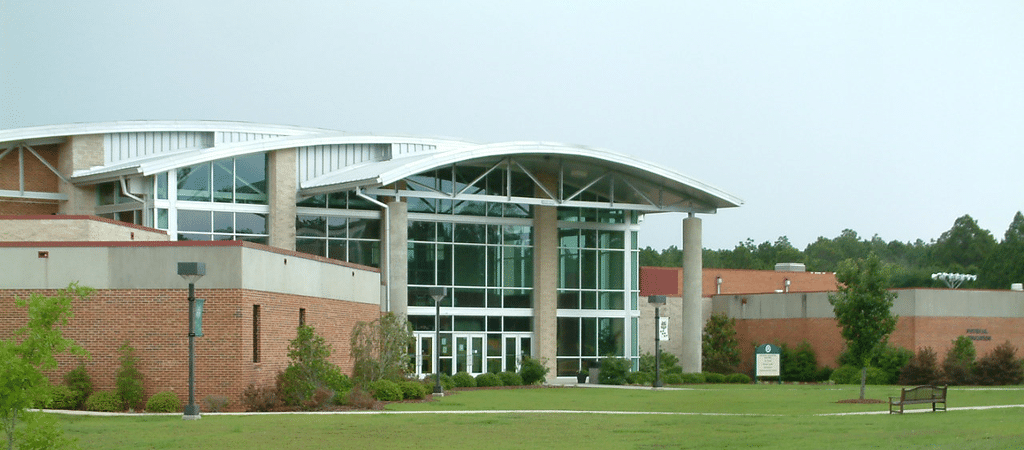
[
  {"xmin": 732, "ymin": 316, "xmax": 1024, "ymax": 375},
  {"xmin": 0, "ymin": 287, "xmax": 380, "ymax": 412},
  {"xmin": 0, "ymin": 200, "xmax": 58, "ymax": 216}
]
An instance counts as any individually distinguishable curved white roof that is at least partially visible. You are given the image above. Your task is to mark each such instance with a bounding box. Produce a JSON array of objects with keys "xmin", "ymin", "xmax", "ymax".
[{"xmin": 0, "ymin": 121, "xmax": 742, "ymax": 212}]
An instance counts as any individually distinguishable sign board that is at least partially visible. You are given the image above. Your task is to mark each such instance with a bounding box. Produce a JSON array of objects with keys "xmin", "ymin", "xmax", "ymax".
[
  {"xmin": 192, "ymin": 298, "xmax": 205, "ymax": 337},
  {"xmin": 658, "ymin": 317, "xmax": 670, "ymax": 341},
  {"xmin": 755, "ymin": 344, "xmax": 781, "ymax": 378}
]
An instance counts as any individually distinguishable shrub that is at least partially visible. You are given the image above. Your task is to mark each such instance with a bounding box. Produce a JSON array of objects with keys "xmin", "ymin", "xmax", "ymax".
[
  {"xmin": 452, "ymin": 371, "xmax": 477, "ymax": 388},
  {"xmin": 475, "ymin": 373, "xmax": 502, "ymax": 387},
  {"xmin": 815, "ymin": 367, "xmax": 834, "ymax": 382},
  {"xmin": 63, "ymin": 362, "xmax": 92, "ymax": 408},
  {"xmin": 115, "ymin": 341, "xmax": 144, "ymax": 411},
  {"xmin": 680, "ymin": 373, "xmax": 706, "ymax": 384},
  {"xmin": 703, "ymin": 313, "xmax": 740, "ymax": 374},
  {"xmin": 942, "ymin": 336, "xmax": 976, "ymax": 385},
  {"xmin": 369, "ymin": 379, "xmax": 403, "ymax": 401},
  {"xmin": 43, "ymin": 384, "xmax": 82, "ymax": 410},
  {"xmin": 284, "ymin": 325, "xmax": 348, "ymax": 409},
  {"xmin": 704, "ymin": 372, "xmax": 726, "ymax": 384},
  {"xmin": 598, "ymin": 357, "xmax": 629, "ymax": 385},
  {"xmin": 724, "ymin": 373, "xmax": 751, "ymax": 384},
  {"xmin": 639, "ymin": 352, "xmax": 683, "ymax": 379},
  {"xmin": 663, "ymin": 373, "xmax": 684, "ymax": 385},
  {"xmin": 145, "ymin": 392, "xmax": 181, "ymax": 413},
  {"xmin": 781, "ymin": 341, "xmax": 820, "ymax": 382},
  {"xmin": 202, "ymin": 395, "xmax": 230, "ymax": 412},
  {"xmin": 499, "ymin": 371, "xmax": 523, "ymax": 386},
  {"xmin": 440, "ymin": 373, "xmax": 455, "ymax": 390},
  {"xmin": 830, "ymin": 365, "xmax": 888, "ymax": 385},
  {"xmin": 241, "ymin": 384, "xmax": 278, "ymax": 412},
  {"xmin": 625, "ymin": 371, "xmax": 653, "ymax": 385},
  {"xmin": 519, "ymin": 357, "xmax": 549, "ymax": 385},
  {"xmin": 900, "ymin": 347, "xmax": 941, "ymax": 386},
  {"xmin": 344, "ymin": 387, "xmax": 381, "ymax": 410},
  {"xmin": 401, "ymin": 381, "xmax": 428, "ymax": 400},
  {"xmin": 84, "ymin": 391, "xmax": 122, "ymax": 412},
  {"xmin": 975, "ymin": 341, "xmax": 1024, "ymax": 386},
  {"xmin": 873, "ymin": 344, "xmax": 913, "ymax": 384}
]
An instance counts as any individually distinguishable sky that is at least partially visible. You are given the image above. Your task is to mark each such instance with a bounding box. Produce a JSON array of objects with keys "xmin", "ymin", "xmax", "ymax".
[{"xmin": 2, "ymin": 1, "xmax": 1022, "ymax": 251}]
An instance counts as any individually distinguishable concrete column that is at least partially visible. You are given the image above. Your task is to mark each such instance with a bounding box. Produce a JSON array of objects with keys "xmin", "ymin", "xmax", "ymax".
[
  {"xmin": 387, "ymin": 200, "xmax": 408, "ymax": 316},
  {"xmin": 267, "ymin": 148, "xmax": 297, "ymax": 250},
  {"xmin": 532, "ymin": 204, "xmax": 558, "ymax": 378},
  {"xmin": 681, "ymin": 214, "xmax": 703, "ymax": 373},
  {"xmin": 57, "ymin": 135, "xmax": 103, "ymax": 215}
]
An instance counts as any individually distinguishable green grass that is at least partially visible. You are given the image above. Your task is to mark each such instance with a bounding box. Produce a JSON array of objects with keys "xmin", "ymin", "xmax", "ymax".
[{"xmin": 43, "ymin": 385, "xmax": 1024, "ymax": 449}]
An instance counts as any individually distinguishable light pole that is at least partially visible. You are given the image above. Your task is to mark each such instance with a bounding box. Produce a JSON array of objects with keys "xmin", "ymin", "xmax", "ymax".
[
  {"xmin": 178, "ymin": 262, "xmax": 206, "ymax": 420},
  {"xmin": 649, "ymin": 295, "xmax": 666, "ymax": 388},
  {"xmin": 428, "ymin": 287, "xmax": 447, "ymax": 396}
]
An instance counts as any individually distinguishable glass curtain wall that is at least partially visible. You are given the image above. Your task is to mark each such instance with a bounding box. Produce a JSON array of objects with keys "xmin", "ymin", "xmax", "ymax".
[
  {"xmin": 295, "ymin": 191, "xmax": 382, "ymax": 268},
  {"xmin": 150, "ymin": 153, "xmax": 271, "ymax": 243},
  {"xmin": 406, "ymin": 166, "xmax": 535, "ymax": 377},
  {"xmin": 555, "ymin": 205, "xmax": 640, "ymax": 377}
]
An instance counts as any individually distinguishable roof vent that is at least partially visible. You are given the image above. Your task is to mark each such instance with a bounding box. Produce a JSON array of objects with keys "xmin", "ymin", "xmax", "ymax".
[{"xmin": 775, "ymin": 263, "xmax": 805, "ymax": 272}]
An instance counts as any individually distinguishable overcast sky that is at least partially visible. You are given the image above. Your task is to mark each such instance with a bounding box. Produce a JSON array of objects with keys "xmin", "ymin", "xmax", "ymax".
[{"xmin": 2, "ymin": 1, "xmax": 1021, "ymax": 251}]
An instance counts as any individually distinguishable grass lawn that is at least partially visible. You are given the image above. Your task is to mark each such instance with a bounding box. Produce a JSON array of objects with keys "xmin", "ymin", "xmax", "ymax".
[{"xmin": 49, "ymin": 385, "xmax": 1024, "ymax": 449}]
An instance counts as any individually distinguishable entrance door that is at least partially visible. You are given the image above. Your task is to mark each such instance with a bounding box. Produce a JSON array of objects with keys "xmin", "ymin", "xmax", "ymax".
[
  {"xmin": 455, "ymin": 334, "xmax": 486, "ymax": 375},
  {"xmin": 415, "ymin": 334, "xmax": 433, "ymax": 376}
]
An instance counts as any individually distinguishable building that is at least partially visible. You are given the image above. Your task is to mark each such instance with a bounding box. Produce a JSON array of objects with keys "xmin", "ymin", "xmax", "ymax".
[{"xmin": 1, "ymin": 121, "xmax": 743, "ymax": 396}]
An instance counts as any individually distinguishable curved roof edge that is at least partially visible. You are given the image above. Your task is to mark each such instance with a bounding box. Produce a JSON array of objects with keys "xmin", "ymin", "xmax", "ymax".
[{"xmin": 0, "ymin": 120, "xmax": 336, "ymax": 145}]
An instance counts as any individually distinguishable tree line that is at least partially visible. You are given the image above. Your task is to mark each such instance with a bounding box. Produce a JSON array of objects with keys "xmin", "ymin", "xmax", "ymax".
[{"xmin": 640, "ymin": 212, "xmax": 1024, "ymax": 289}]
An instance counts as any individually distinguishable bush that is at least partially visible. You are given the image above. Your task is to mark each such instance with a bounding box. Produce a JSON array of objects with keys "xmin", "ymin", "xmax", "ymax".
[
  {"xmin": 900, "ymin": 347, "xmax": 941, "ymax": 385},
  {"xmin": 519, "ymin": 357, "xmax": 549, "ymax": 385},
  {"xmin": 781, "ymin": 342, "xmax": 820, "ymax": 382},
  {"xmin": 63, "ymin": 363, "xmax": 92, "ymax": 408},
  {"xmin": 942, "ymin": 336, "xmax": 976, "ymax": 385},
  {"xmin": 202, "ymin": 395, "xmax": 230, "ymax": 412},
  {"xmin": 975, "ymin": 341, "xmax": 1024, "ymax": 386},
  {"xmin": 663, "ymin": 373, "xmax": 684, "ymax": 385},
  {"xmin": 452, "ymin": 371, "xmax": 477, "ymax": 388},
  {"xmin": 84, "ymin": 391, "xmax": 122, "ymax": 412},
  {"xmin": 815, "ymin": 367, "xmax": 834, "ymax": 382},
  {"xmin": 115, "ymin": 341, "xmax": 144, "ymax": 411},
  {"xmin": 724, "ymin": 373, "xmax": 751, "ymax": 384},
  {"xmin": 830, "ymin": 365, "xmax": 888, "ymax": 385},
  {"xmin": 369, "ymin": 379, "xmax": 403, "ymax": 401},
  {"xmin": 401, "ymin": 381, "xmax": 428, "ymax": 400},
  {"xmin": 241, "ymin": 384, "xmax": 279, "ymax": 412},
  {"xmin": 680, "ymin": 373, "xmax": 706, "ymax": 384},
  {"xmin": 44, "ymin": 384, "xmax": 82, "ymax": 410},
  {"xmin": 499, "ymin": 371, "xmax": 523, "ymax": 386},
  {"xmin": 873, "ymin": 344, "xmax": 913, "ymax": 384},
  {"xmin": 344, "ymin": 387, "xmax": 381, "ymax": 410},
  {"xmin": 145, "ymin": 392, "xmax": 181, "ymax": 413},
  {"xmin": 475, "ymin": 372, "xmax": 502, "ymax": 387},
  {"xmin": 598, "ymin": 357, "xmax": 629, "ymax": 385},
  {"xmin": 704, "ymin": 372, "xmax": 726, "ymax": 384},
  {"xmin": 625, "ymin": 371, "xmax": 653, "ymax": 385},
  {"xmin": 639, "ymin": 352, "xmax": 682, "ymax": 377},
  {"xmin": 439, "ymin": 373, "xmax": 456, "ymax": 390}
]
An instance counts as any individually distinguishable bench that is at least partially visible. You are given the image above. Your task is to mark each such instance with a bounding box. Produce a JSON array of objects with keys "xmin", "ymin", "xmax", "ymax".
[{"xmin": 889, "ymin": 385, "xmax": 947, "ymax": 414}]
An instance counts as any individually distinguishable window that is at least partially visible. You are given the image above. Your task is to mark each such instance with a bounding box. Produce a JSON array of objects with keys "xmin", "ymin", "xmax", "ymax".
[
  {"xmin": 299, "ymin": 308, "xmax": 306, "ymax": 327},
  {"xmin": 252, "ymin": 305, "xmax": 261, "ymax": 363}
]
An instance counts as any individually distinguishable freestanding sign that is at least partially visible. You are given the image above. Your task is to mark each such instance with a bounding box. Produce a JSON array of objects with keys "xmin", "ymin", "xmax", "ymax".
[{"xmin": 755, "ymin": 344, "xmax": 781, "ymax": 383}]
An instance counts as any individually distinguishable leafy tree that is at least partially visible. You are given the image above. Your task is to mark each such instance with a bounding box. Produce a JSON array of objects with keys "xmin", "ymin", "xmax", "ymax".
[
  {"xmin": 1, "ymin": 283, "xmax": 90, "ymax": 450},
  {"xmin": 931, "ymin": 214, "xmax": 997, "ymax": 275},
  {"xmin": 115, "ymin": 341, "xmax": 144, "ymax": 411},
  {"xmin": 980, "ymin": 212, "xmax": 1024, "ymax": 289},
  {"xmin": 780, "ymin": 341, "xmax": 819, "ymax": 382},
  {"xmin": 701, "ymin": 313, "xmax": 740, "ymax": 374},
  {"xmin": 974, "ymin": 341, "xmax": 1024, "ymax": 386},
  {"xmin": 350, "ymin": 313, "xmax": 414, "ymax": 384},
  {"xmin": 828, "ymin": 253, "xmax": 898, "ymax": 399}
]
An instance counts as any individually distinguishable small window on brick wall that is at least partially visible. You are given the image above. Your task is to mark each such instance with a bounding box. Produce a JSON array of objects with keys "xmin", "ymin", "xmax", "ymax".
[
  {"xmin": 299, "ymin": 308, "xmax": 306, "ymax": 327},
  {"xmin": 252, "ymin": 304, "xmax": 261, "ymax": 363}
]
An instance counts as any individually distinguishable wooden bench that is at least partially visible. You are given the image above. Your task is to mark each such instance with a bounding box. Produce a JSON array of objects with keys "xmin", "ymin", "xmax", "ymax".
[{"xmin": 889, "ymin": 385, "xmax": 947, "ymax": 414}]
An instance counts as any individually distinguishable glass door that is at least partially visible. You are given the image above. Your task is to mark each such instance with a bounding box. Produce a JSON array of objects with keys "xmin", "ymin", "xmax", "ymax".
[
  {"xmin": 503, "ymin": 335, "xmax": 532, "ymax": 372},
  {"xmin": 455, "ymin": 334, "xmax": 486, "ymax": 375}
]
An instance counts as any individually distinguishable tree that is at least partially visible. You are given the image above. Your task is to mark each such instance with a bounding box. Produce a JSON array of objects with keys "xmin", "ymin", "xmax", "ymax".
[
  {"xmin": 702, "ymin": 313, "xmax": 740, "ymax": 374},
  {"xmin": 115, "ymin": 341, "xmax": 144, "ymax": 411},
  {"xmin": 1, "ymin": 283, "xmax": 90, "ymax": 450},
  {"xmin": 980, "ymin": 212, "xmax": 1024, "ymax": 289},
  {"xmin": 279, "ymin": 324, "xmax": 349, "ymax": 409},
  {"xmin": 931, "ymin": 214, "xmax": 997, "ymax": 275},
  {"xmin": 828, "ymin": 253, "xmax": 898, "ymax": 399},
  {"xmin": 942, "ymin": 336, "xmax": 976, "ymax": 385},
  {"xmin": 350, "ymin": 313, "xmax": 414, "ymax": 384}
]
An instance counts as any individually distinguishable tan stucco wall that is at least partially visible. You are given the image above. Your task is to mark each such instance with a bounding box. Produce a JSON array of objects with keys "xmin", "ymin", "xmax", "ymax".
[
  {"xmin": 0, "ymin": 217, "xmax": 168, "ymax": 242},
  {"xmin": 57, "ymin": 135, "xmax": 103, "ymax": 215}
]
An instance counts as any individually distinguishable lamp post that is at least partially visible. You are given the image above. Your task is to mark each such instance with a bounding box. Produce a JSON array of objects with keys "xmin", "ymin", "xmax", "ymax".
[
  {"xmin": 428, "ymin": 287, "xmax": 447, "ymax": 396},
  {"xmin": 649, "ymin": 295, "xmax": 666, "ymax": 388},
  {"xmin": 178, "ymin": 262, "xmax": 206, "ymax": 420}
]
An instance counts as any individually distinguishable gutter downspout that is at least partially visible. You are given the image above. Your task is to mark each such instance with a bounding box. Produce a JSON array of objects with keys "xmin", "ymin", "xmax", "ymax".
[
  {"xmin": 119, "ymin": 176, "xmax": 145, "ymax": 203},
  {"xmin": 356, "ymin": 186, "xmax": 391, "ymax": 313}
]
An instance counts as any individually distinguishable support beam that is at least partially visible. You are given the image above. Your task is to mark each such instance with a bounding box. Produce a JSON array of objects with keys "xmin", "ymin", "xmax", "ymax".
[{"xmin": 681, "ymin": 214, "xmax": 703, "ymax": 373}]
